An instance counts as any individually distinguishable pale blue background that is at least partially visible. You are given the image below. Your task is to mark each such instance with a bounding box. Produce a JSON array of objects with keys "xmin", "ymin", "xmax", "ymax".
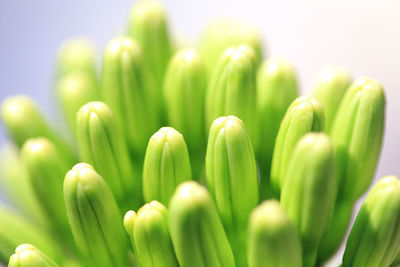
[{"xmin": 1, "ymin": 0, "xmax": 399, "ymax": 265}]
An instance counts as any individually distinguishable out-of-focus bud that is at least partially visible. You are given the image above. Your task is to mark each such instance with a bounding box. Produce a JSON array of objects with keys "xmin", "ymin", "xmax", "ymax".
[
  {"xmin": 270, "ymin": 96, "xmax": 324, "ymax": 197},
  {"xmin": 0, "ymin": 95, "xmax": 76, "ymax": 162},
  {"xmin": 8, "ymin": 244, "xmax": 59, "ymax": 267},
  {"xmin": 206, "ymin": 115, "xmax": 258, "ymax": 266},
  {"xmin": 143, "ymin": 127, "xmax": 191, "ymax": 205},
  {"xmin": 247, "ymin": 200, "xmax": 302, "ymax": 267},
  {"xmin": 101, "ymin": 37, "xmax": 159, "ymax": 157},
  {"xmin": 64, "ymin": 163, "xmax": 130, "ymax": 267},
  {"xmin": 169, "ymin": 181, "xmax": 235, "ymax": 267},
  {"xmin": 76, "ymin": 101, "xmax": 141, "ymax": 210},
  {"xmin": 256, "ymin": 57, "xmax": 298, "ymax": 199},
  {"xmin": 199, "ymin": 19, "xmax": 263, "ymax": 73},
  {"xmin": 312, "ymin": 66, "xmax": 351, "ymax": 133},
  {"xmin": 342, "ymin": 176, "xmax": 400, "ymax": 267},
  {"xmin": 281, "ymin": 133, "xmax": 336, "ymax": 267},
  {"xmin": 206, "ymin": 45, "xmax": 258, "ymax": 143},
  {"xmin": 124, "ymin": 201, "xmax": 178, "ymax": 267}
]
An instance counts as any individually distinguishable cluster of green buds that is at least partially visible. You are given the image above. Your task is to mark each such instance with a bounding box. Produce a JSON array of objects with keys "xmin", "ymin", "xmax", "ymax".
[{"xmin": 0, "ymin": 1, "xmax": 397, "ymax": 267}]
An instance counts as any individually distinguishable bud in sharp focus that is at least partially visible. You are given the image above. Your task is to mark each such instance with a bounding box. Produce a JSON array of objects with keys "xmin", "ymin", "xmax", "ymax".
[
  {"xmin": 8, "ymin": 244, "xmax": 59, "ymax": 267},
  {"xmin": 169, "ymin": 181, "xmax": 235, "ymax": 267},
  {"xmin": 247, "ymin": 200, "xmax": 302, "ymax": 267},
  {"xmin": 143, "ymin": 127, "xmax": 191, "ymax": 205},
  {"xmin": 101, "ymin": 37, "xmax": 159, "ymax": 156},
  {"xmin": 312, "ymin": 66, "xmax": 351, "ymax": 133},
  {"xmin": 256, "ymin": 57, "xmax": 298, "ymax": 199},
  {"xmin": 206, "ymin": 45, "xmax": 258, "ymax": 143},
  {"xmin": 124, "ymin": 201, "xmax": 178, "ymax": 267},
  {"xmin": 64, "ymin": 163, "xmax": 130, "ymax": 267},
  {"xmin": 281, "ymin": 133, "xmax": 336, "ymax": 267},
  {"xmin": 342, "ymin": 176, "xmax": 400, "ymax": 267},
  {"xmin": 76, "ymin": 101, "xmax": 141, "ymax": 209},
  {"xmin": 270, "ymin": 95, "xmax": 324, "ymax": 196}
]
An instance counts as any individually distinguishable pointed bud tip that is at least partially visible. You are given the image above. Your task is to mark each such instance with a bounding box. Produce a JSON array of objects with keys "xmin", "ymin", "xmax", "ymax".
[
  {"xmin": 105, "ymin": 37, "xmax": 141, "ymax": 59},
  {"xmin": 123, "ymin": 210, "xmax": 137, "ymax": 236}
]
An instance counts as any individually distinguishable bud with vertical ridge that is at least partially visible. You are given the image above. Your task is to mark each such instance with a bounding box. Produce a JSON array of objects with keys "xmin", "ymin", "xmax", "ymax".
[{"xmin": 8, "ymin": 244, "xmax": 59, "ymax": 267}]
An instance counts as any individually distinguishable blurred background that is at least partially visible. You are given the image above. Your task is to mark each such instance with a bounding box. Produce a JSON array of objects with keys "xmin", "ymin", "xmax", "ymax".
[{"xmin": 0, "ymin": 0, "xmax": 399, "ymax": 265}]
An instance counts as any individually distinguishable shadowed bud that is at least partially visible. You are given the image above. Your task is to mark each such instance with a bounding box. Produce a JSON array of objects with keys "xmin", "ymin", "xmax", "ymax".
[
  {"xmin": 76, "ymin": 101, "xmax": 141, "ymax": 209},
  {"xmin": 248, "ymin": 200, "xmax": 302, "ymax": 267},
  {"xmin": 64, "ymin": 163, "xmax": 130, "ymax": 267},
  {"xmin": 312, "ymin": 66, "xmax": 351, "ymax": 133},
  {"xmin": 124, "ymin": 201, "xmax": 178, "ymax": 267},
  {"xmin": 270, "ymin": 95, "xmax": 324, "ymax": 196},
  {"xmin": 143, "ymin": 127, "xmax": 191, "ymax": 205},
  {"xmin": 8, "ymin": 244, "xmax": 59, "ymax": 267},
  {"xmin": 343, "ymin": 176, "xmax": 400, "ymax": 267},
  {"xmin": 281, "ymin": 133, "xmax": 336, "ymax": 267},
  {"xmin": 169, "ymin": 181, "xmax": 235, "ymax": 267}
]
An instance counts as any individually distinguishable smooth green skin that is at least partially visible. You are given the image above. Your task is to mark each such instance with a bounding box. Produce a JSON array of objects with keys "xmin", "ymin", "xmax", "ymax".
[
  {"xmin": 342, "ymin": 176, "xmax": 400, "ymax": 267},
  {"xmin": 256, "ymin": 57, "xmax": 298, "ymax": 200},
  {"xmin": 143, "ymin": 127, "xmax": 192, "ymax": 206},
  {"xmin": 76, "ymin": 101, "xmax": 141, "ymax": 210},
  {"xmin": 21, "ymin": 138, "xmax": 72, "ymax": 241},
  {"xmin": 56, "ymin": 72, "xmax": 99, "ymax": 133},
  {"xmin": 281, "ymin": 133, "xmax": 336, "ymax": 267},
  {"xmin": 169, "ymin": 181, "xmax": 235, "ymax": 267},
  {"xmin": 101, "ymin": 37, "xmax": 159, "ymax": 157},
  {"xmin": 8, "ymin": 244, "xmax": 59, "ymax": 267},
  {"xmin": 206, "ymin": 45, "xmax": 258, "ymax": 145},
  {"xmin": 124, "ymin": 201, "xmax": 178, "ymax": 267},
  {"xmin": 64, "ymin": 163, "xmax": 130, "ymax": 267},
  {"xmin": 312, "ymin": 66, "xmax": 352, "ymax": 133},
  {"xmin": 206, "ymin": 115, "xmax": 258, "ymax": 266},
  {"xmin": 247, "ymin": 200, "xmax": 302, "ymax": 267},
  {"xmin": 270, "ymin": 96, "xmax": 324, "ymax": 197},
  {"xmin": 0, "ymin": 204, "xmax": 63, "ymax": 264},
  {"xmin": 0, "ymin": 95, "xmax": 76, "ymax": 163},
  {"xmin": 198, "ymin": 19, "xmax": 262, "ymax": 74},
  {"xmin": 163, "ymin": 48, "xmax": 207, "ymax": 177}
]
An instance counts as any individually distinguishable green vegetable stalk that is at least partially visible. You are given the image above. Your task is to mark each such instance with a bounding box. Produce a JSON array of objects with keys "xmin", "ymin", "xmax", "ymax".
[
  {"xmin": 206, "ymin": 115, "xmax": 258, "ymax": 266},
  {"xmin": 143, "ymin": 127, "xmax": 191, "ymax": 206},
  {"xmin": 8, "ymin": 244, "xmax": 59, "ymax": 267},
  {"xmin": 169, "ymin": 181, "xmax": 235, "ymax": 267},
  {"xmin": 247, "ymin": 200, "xmax": 302, "ymax": 267},
  {"xmin": 342, "ymin": 176, "xmax": 400, "ymax": 267},
  {"xmin": 256, "ymin": 57, "xmax": 298, "ymax": 199},
  {"xmin": 281, "ymin": 133, "xmax": 336, "ymax": 267},
  {"xmin": 270, "ymin": 96, "xmax": 324, "ymax": 197},
  {"xmin": 76, "ymin": 101, "xmax": 141, "ymax": 210},
  {"xmin": 124, "ymin": 201, "xmax": 178, "ymax": 267},
  {"xmin": 63, "ymin": 163, "xmax": 130, "ymax": 267}
]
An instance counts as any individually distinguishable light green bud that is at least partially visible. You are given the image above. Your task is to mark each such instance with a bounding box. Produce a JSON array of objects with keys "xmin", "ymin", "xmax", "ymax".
[{"xmin": 8, "ymin": 244, "xmax": 59, "ymax": 267}]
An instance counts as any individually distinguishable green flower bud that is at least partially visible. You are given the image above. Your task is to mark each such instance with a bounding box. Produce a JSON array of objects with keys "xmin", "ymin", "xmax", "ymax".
[
  {"xmin": 0, "ymin": 204, "xmax": 63, "ymax": 264},
  {"xmin": 206, "ymin": 45, "xmax": 258, "ymax": 143},
  {"xmin": 342, "ymin": 176, "xmax": 400, "ymax": 267},
  {"xmin": 312, "ymin": 66, "xmax": 351, "ymax": 133},
  {"xmin": 21, "ymin": 138, "xmax": 72, "ymax": 240},
  {"xmin": 247, "ymin": 200, "xmax": 302, "ymax": 267},
  {"xmin": 281, "ymin": 133, "xmax": 336, "ymax": 267},
  {"xmin": 199, "ymin": 19, "xmax": 263, "ymax": 73},
  {"xmin": 56, "ymin": 72, "xmax": 99, "ymax": 133},
  {"xmin": 332, "ymin": 77, "xmax": 385, "ymax": 203},
  {"xmin": 0, "ymin": 95, "xmax": 76, "ymax": 162},
  {"xmin": 8, "ymin": 244, "xmax": 59, "ymax": 267},
  {"xmin": 270, "ymin": 95, "xmax": 324, "ymax": 196},
  {"xmin": 127, "ymin": 0, "xmax": 173, "ymax": 96},
  {"xmin": 143, "ymin": 127, "xmax": 191, "ymax": 205},
  {"xmin": 76, "ymin": 101, "xmax": 141, "ymax": 209},
  {"xmin": 124, "ymin": 201, "xmax": 178, "ymax": 267},
  {"xmin": 169, "ymin": 181, "xmax": 235, "ymax": 267},
  {"xmin": 256, "ymin": 57, "xmax": 298, "ymax": 199},
  {"xmin": 64, "ymin": 163, "xmax": 130, "ymax": 267},
  {"xmin": 206, "ymin": 115, "xmax": 258, "ymax": 266},
  {"xmin": 101, "ymin": 37, "xmax": 159, "ymax": 156}
]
